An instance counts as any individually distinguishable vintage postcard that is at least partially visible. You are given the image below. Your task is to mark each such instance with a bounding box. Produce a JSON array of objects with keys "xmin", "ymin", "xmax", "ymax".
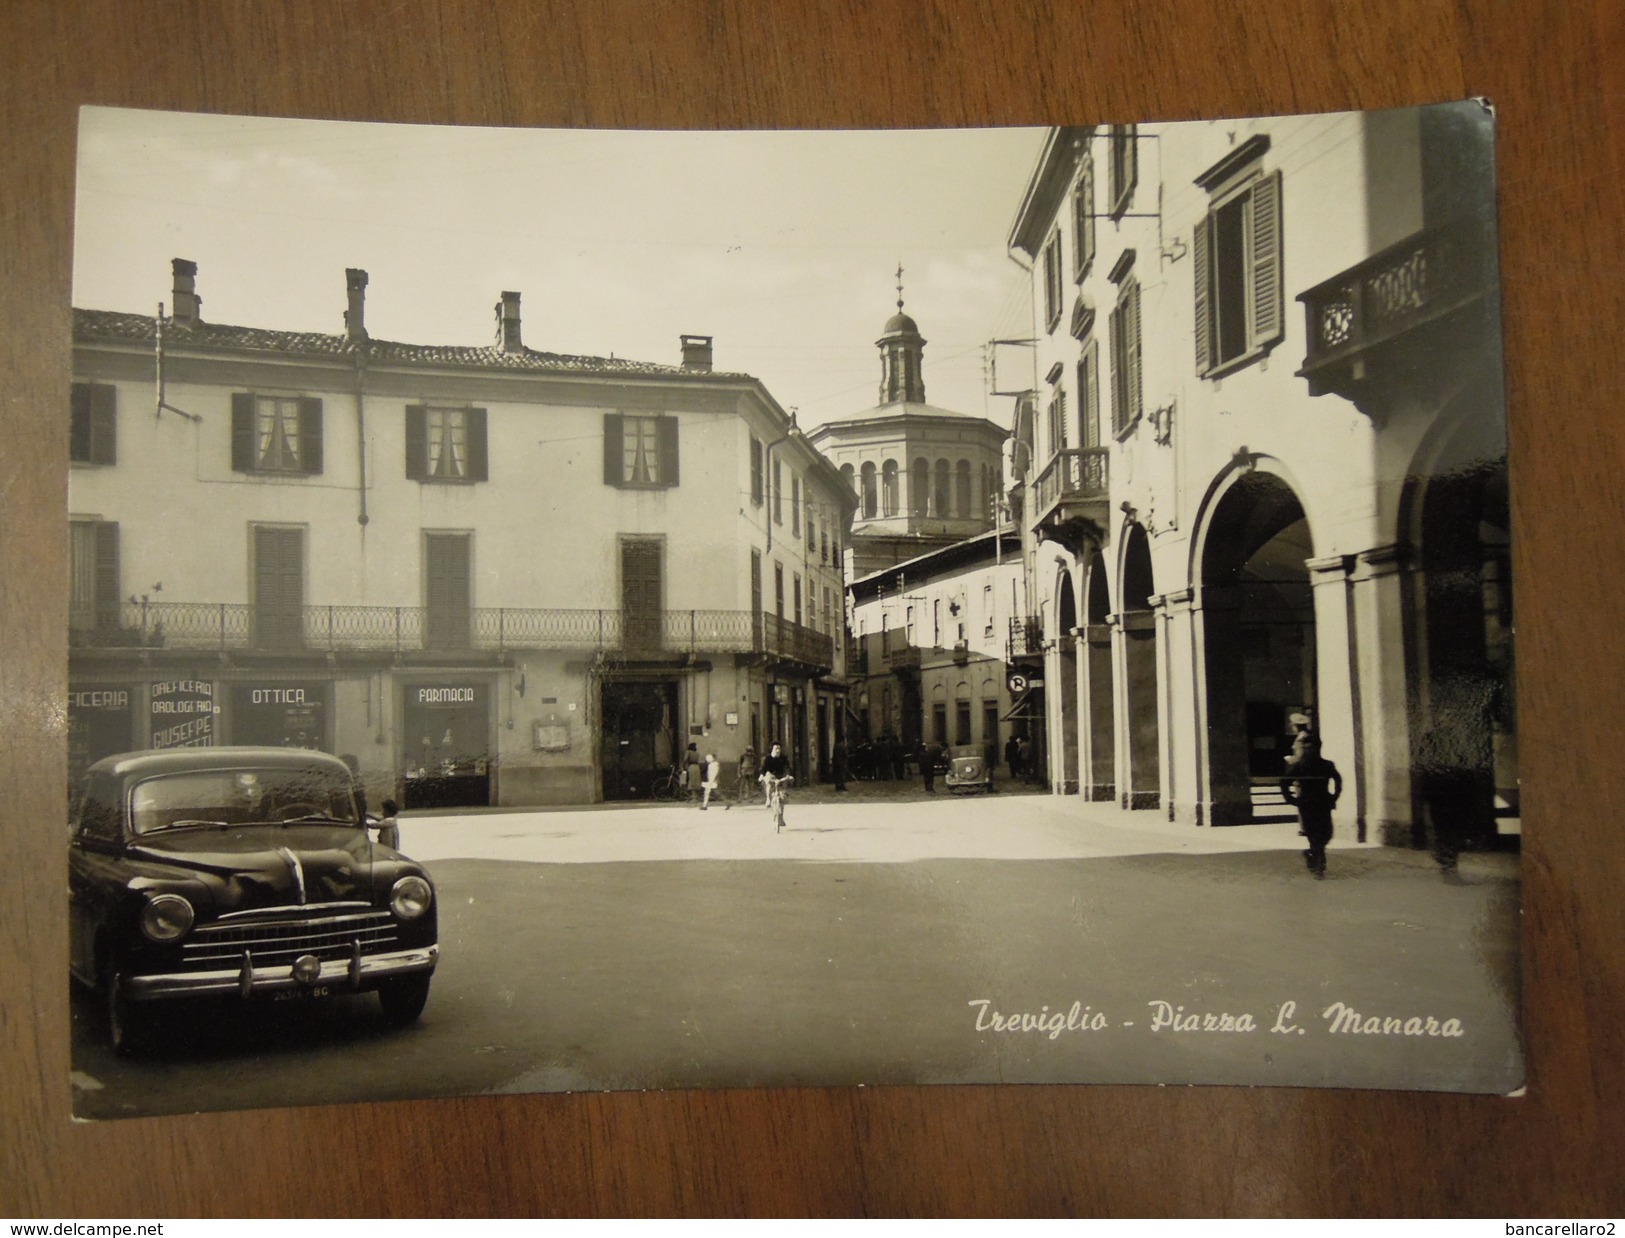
[{"xmin": 67, "ymin": 103, "xmax": 1518, "ymax": 1118}]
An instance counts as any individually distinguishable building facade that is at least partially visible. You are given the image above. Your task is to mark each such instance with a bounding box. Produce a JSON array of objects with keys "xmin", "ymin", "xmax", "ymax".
[
  {"xmin": 846, "ymin": 532, "xmax": 1027, "ymax": 768},
  {"xmin": 1005, "ymin": 105, "xmax": 1512, "ymax": 846},
  {"xmin": 69, "ymin": 262, "xmax": 854, "ymax": 809}
]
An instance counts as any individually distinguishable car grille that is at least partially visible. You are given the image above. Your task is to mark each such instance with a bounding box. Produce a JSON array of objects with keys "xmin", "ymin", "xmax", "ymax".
[{"xmin": 181, "ymin": 908, "xmax": 397, "ymax": 970}]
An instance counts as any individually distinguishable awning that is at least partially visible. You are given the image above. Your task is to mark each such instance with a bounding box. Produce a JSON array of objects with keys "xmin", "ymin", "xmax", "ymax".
[{"xmin": 1001, "ymin": 686, "xmax": 1044, "ymax": 721}]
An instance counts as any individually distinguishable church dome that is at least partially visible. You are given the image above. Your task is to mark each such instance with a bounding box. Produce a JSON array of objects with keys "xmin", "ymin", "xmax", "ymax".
[{"xmin": 882, "ymin": 310, "xmax": 920, "ymax": 336}]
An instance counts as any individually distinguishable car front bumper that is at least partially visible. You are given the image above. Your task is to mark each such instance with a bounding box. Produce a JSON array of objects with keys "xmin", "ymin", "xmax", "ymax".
[{"xmin": 123, "ymin": 944, "xmax": 438, "ymax": 1001}]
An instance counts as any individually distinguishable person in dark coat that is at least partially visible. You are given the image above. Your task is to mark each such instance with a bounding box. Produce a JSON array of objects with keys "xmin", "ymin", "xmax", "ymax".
[
  {"xmin": 1005, "ymin": 734, "xmax": 1021, "ymax": 782},
  {"xmin": 920, "ymin": 741, "xmax": 940, "ymax": 792},
  {"xmin": 1280, "ymin": 736, "xmax": 1343, "ymax": 879},
  {"xmin": 832, "ymin": 738, "xmax": 849, "ymax": 792}
]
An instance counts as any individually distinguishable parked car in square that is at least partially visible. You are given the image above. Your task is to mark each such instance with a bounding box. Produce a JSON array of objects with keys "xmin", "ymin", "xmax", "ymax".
[
  {"xmin": 944, "ymin": 744, "xmax": 993, "ymax": 793},
  {"xmin": 69, "ymin": 746, "xmax": 438, "ymax": 1053}
]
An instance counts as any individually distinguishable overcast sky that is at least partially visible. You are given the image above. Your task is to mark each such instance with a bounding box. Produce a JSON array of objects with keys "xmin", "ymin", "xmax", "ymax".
[{"xmin": 73, "ymin": 108, "xmax": 1045, "ymax": 432}]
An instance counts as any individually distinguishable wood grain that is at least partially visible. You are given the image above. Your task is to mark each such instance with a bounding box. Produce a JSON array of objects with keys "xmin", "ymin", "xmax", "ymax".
[{"xmin": 3, "ymin": 0, "xmax": 1623, "ymax": 1217}]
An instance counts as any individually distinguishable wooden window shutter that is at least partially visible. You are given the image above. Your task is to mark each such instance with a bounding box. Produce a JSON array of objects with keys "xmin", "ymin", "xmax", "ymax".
[
  {"xmin": 70, "ymin": 383, "xmax": 91, "ymax": 462},
  {"xmin": 750, "ymin": 436, "xmax": 764, "ymax": 504},
  {"xmin": 94, "ymin": 521, "xmax": 120, "ymax": 629},
  {"xmin": 1249, "ymin": 170, "xmax": 1285, "ymax": 349},
  {"xmin": 231, "ymin": 393, "xmax": 256, "ymax": 472},
  {"xmin": 1083, "ymin": 341, "xmax": 1100, "ymax": 449},
  {"xmin": 657, "ymin": 415, "xmax": 679, "ymax": 486},
  {"xmin": 1080, "ymin": 157, "xmax": 1096, "ymax": 275},
  {"xmin": 405, "ymin": 405, "xmax": 428, "ymax": 479},
  {"xmin": 1126, "ymin": 126, "xmax": 1138, "ymax": 206},
  {"xmin": 90, "ymin": 383, "xmax": 117, "ymax": 465},
  {"xmin": 1108, "ymin": 300, "xmax": 1123, "ymax": 435},
  {"xmin": 466, "ymin": 407, "xmax": 489, "ymax": 481},
  {"xmin": 1192, "ymin": 212, "xmax": 1214, "ymax": 376},
  {"xmin": 298, "ymin": 397, "xmax": 323, "ymax": 474},
  {"xmin": 603, "ymin": 413, "xmax": 624, "ymax": 485},
  {"xmin": 1126, "ymin": 282, "xmax": 1143, "ymax": 425}
]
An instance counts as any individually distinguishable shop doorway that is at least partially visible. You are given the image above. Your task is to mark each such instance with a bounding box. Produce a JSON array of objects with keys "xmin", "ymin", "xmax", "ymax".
[
  {"xmin": 601, "ymin": 679, "xmax": 679, "ymax": 800},
  {"xmin": 401, "ymin": 681, "xmax": 492, "ymax": 809}
]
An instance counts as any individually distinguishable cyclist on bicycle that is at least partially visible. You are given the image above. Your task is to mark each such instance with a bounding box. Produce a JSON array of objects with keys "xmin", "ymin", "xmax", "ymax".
[{"xmin": 758, "ymin": 742, "xmax": 791, "ymax": 806}]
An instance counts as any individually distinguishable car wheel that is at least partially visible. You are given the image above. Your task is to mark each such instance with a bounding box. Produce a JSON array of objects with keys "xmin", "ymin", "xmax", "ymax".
[
  {"xmin": 104, "ymin": 970, "xmax": 150, "ymax": 1056},
  {"xmin": 376, "ymin": 974, "xmax": 432, "ymax": 1027}
]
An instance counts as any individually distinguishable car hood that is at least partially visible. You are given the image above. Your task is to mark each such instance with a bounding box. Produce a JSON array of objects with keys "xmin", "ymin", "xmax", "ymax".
[{"xmin": 127, "ymin": 823, "xmax": 377, "ymax": 908}]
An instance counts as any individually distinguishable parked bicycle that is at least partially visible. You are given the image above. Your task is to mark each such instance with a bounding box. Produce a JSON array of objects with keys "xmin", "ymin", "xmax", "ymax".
[{"xmin": 649, "ymin": 764, "xmax": 692, "ymax": 801}]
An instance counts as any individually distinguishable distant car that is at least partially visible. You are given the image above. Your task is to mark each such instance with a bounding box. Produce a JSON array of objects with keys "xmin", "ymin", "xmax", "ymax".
[
  {"xmin": 944, "ymin": 744, "xmax": 992, "ymax": 793},
  {"xmin": 69, "ymin": 746, "xmax": 438, "ymax": 1054}
]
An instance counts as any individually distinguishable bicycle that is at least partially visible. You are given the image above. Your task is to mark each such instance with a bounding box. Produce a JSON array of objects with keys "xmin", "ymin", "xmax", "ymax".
[
  {"xmin": 762, "ymin": 773, "xmax": 793, "ymax": 832},
  {"xmin": 650, "ymin": 765, "xmax": 692, "ymax": 802}
]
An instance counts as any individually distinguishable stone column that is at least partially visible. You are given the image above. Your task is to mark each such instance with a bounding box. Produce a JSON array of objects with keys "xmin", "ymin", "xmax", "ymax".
[
  {"xmin": 1306, "ymin": 554, "xmax": 1362, "ymax": 842},
  {"xmin": 1351, "ymin": 544, "xmax": 1413, "ymax": 845}
]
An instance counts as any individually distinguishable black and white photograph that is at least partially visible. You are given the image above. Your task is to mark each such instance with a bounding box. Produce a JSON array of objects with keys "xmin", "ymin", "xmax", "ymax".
[{"xmin": 65, "ymin": 102, "xmax": 1519, "ymax": 1121}]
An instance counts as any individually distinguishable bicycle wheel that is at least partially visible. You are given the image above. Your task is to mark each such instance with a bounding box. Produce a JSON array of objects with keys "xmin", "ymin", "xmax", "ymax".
[{"xmin": 772, "ymin": 789, "xmax": 785, "ymax": 832}]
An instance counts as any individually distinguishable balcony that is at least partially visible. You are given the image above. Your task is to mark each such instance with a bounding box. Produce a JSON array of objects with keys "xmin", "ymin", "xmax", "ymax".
[
  {"xmin": 71, "ymin": 602, "xmax": 836, "ymax": 674},
  {"xmin": 1007, "ymin": 616, "xmax": 1043, "ymax": 663},
  {"xmin": 1030, "ymin": 447, "xmax": 1110, "ymax": 541},
  {"xmin": 1297, "ymin": 221, "xmax": 1497, "ymax": 405}
]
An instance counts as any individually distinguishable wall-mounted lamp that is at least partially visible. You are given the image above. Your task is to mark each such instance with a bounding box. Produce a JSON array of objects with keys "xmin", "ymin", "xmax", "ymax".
[{"xmin": 1161, "ymin": 238, "xmax": 1189, "ymax": 263}]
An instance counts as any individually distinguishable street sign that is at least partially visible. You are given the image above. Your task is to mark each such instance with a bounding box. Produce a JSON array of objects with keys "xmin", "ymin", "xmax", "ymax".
[{"xmin": 1007, "ymin": 672, "xmax": 1027, "ymax": 695}]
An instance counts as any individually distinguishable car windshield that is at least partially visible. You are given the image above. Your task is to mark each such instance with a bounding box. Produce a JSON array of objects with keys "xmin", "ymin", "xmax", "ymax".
[
  {"xmin": 949, "ymin": 745, "xmax": 982, "ymax": 759},
  {"xmin": 129, "ymin": 767, "xmax": 360, "ymax": 835}
]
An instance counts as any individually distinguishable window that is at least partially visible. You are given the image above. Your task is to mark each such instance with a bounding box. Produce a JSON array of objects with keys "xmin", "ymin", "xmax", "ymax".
[
  {"xmin": 859, "ymin": 462, "xmax": 878, "ymax": 520},
  {"xmin": 956, "ymin": 701, "xmax": 972, "ymax": 746},
  {"xmin": 1042, "ymin": 229, "xmax": 1063, "ymax": 330},
  {"xmin": 602, "ymin": 413, "xmax": 678, "ymax": 488},
  {"xmin": 1078, "ymin": 341, "xmax": 1101, "ymax": 449},
  {"xmin": 911, "ymin": 457, "xmax": 930, "ymax": 516},
  {"xmin": 425, "ymin": 532, "xmax": 473, "ymax": 650},
  {"xmin": 882, "ymin": 460, "xmax": 899, "ymax": 516},
  {"xmin": 407, "ymin": 406, "xmax": 489, "ymax": 482},
  {"xmin": 794, "ymin": 574, "xmax": 803, "ymax": 626},
  {"xmin": 807, "ymin": 503, "xmax": 816, "ymax": 548},
  {"xmin": 791, "ymin": 475, "xmax": 802, "ymax": 534},
  {"xmin": 1046, "ymin": 389, "xmax": 1067, "ymax": 458},
  {"xmin": 1072, "ymin": 154, "xmax": 1096, "ymax": 280},
  {"xmin": 232, "ymin": 394, "xmax": 323, "ymax": 475},
  {"xmin": 773, "ymin": 459, "xmax": 783, "ymax": 523},
  {"xmin": 1193, "ymin": 155, "xmax": 1284, "ymax": 376},
  {"xmin": 750, "ymin": 436, "xmax": 765, "ymax": 505},
  {"xmin": 1109, "ymin": 124, "xmax": 1138, "ymax": 218},
  {"xmin": 620, "ymin": 538, "xmax": 663, "ymax": 650},
  {"xmin": 70, "ymin": 383, "xmax": 116, "ymax": 465},
  {"xmin": 934, "ymin": 459, "xmax": 951, "ymax": 518},
  {"xmin": 1109, "ymin": 276, "xmax": 1143, "ymax": 438},
  {"xmin": 955, "ymin": 460, "xmax": 972, "ymax": 518},
  {"xmin": 983, "ymin": 584, "xmax": 996, "ymax": 636},
  {"xmin": 253, "ymin": 525, "xmax": 305, "ymax": 649},
  {"xmin": 69, "ymin": 519, "xmax": 119, "ymax": 632}
]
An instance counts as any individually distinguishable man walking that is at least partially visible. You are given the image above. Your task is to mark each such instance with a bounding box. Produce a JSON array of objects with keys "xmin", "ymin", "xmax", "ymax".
[{"xmin": 1280, "ymin": 735, "xmax": 1343, "ymax": 879}]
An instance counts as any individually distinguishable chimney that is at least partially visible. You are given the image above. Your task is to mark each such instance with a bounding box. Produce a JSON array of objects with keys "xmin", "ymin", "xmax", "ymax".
[
  {"xmin": 681, "ymin": 334, "xmax": 713, "ymax": 372},
  {"xmin": 344, "ymin": 268, "xmax": 369, "ymax": 344},
  {"xmin": 170, "ymin": 258, "xmax": 200, "ymax": 326},
  {"xmin": 495, "ymin": 291, "xmax": 523, "ymax": 353}
]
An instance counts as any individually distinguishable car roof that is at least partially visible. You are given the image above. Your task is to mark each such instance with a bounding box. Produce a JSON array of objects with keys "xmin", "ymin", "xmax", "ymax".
[{"xmin": 88, "ymin": 747, "xmax": 355, "ymax": 780}]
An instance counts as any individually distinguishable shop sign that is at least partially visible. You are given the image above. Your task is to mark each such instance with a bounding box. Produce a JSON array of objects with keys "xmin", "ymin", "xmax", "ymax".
[
  {"xmin": 150, "ymin": 680, "xmax": 216, "ymax": 749},
  {"xmin": 231, "ymin": 680, "xmax": 326, "ymax": 748}
]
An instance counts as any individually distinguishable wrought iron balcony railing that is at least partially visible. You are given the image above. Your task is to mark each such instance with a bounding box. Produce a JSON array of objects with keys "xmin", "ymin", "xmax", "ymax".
[
  {"xmin": 1008, "ymin": 616, "xmax": 1043, "ymax": 660},
  {"xmin": 1297, "ymin": 222, "xmax": 1494, "ymax": 392},
  {"xmin": 1031, "ymin": 447, "xmax": 1110, "ymax": 524},
  {"xmin": 71, "ymin": 601, "xmax": 836, "ymax": 670}
]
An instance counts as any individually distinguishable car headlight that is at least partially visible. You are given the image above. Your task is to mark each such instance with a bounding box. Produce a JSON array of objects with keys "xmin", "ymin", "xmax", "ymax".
[
  {"xmin": 390, "ymin": 875, "xmax": 433, "ymax": 920},
  {"xmin": 140, "ymin": 893, "xmax": 195, "ymax": 942}
]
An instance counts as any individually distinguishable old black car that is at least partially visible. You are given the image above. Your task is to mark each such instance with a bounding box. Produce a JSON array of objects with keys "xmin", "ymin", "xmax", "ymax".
[{"xmin": 69, "ymin": 746, "xmax": 438, "ymax": 1053}]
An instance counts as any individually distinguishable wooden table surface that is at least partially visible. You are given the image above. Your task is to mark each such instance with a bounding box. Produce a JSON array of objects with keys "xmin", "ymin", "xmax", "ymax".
[{"xmin": 3, "ymin": 0, "xmax": 1622, "ymax": 1218}]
